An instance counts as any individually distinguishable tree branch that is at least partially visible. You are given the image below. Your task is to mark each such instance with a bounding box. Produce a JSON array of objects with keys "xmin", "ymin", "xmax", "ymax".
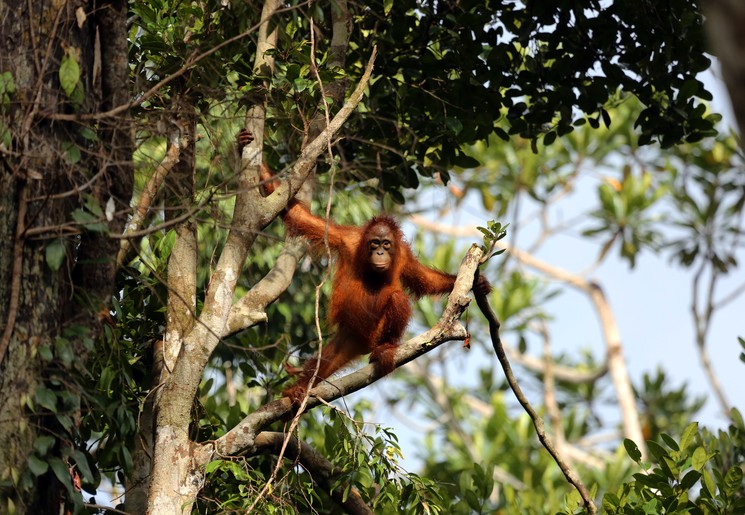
[
  {"xmin": 475, "ymin": 279, "xmax": 597, "ymax": 514},
  {"xmin": 225, "ymin": 237, "xmax": 307, "ymax": 333},
  {"xmin": 116, "ymin": 129, "xmax": 181, "ymax": 268},
  {"xmin": 258, "ymin": 47, "xmax": 377, "ymax": 228}
]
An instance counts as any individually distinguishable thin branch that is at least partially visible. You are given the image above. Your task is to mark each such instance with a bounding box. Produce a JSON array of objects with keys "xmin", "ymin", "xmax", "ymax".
[
  {"xmin": 117, "ymin": 129, "xmax": 182, "ymax": 267},
  {"xmin": 225, "ymin": 237, "xmax": 307, "ymax": 333},
  {"xmin": 475, "ymin": 281, "xmax": 597, "ymax": 514},
  {"xmin": 690, "ymin": 261, "xmax": 731, "ymax": 417}
]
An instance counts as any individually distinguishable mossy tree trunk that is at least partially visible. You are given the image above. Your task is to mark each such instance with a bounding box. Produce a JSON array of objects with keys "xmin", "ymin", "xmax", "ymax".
[{"xmin": 0, "ymin": 0, "xmax": 132, "ymax": 511}]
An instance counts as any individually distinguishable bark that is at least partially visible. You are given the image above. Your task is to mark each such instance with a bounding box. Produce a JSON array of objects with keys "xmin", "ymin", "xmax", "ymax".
[
  {"xmin": 0, "ymin": 0, "xmax": 132, "ymax": 512},
  {"xmin": 705, "ymin": 0, "xmax": 745, "ymax": 140},
  {"xmin": 125, "ymin": 110, "xmax": 197, "ymax": 513}
]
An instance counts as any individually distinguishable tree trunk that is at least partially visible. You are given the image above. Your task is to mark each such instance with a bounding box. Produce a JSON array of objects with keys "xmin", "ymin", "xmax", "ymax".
[{"xmin": 0, "ymin": 0, "xmax": 132, "ymax": 512}]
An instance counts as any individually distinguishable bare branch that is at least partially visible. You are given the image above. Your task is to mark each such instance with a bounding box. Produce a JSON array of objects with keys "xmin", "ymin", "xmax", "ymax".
[
  {"xmin": 117, "ymin": 130, "xmax": 182, "ymax": 268},
  {"xmin": 226, "ymin": 238, "xmax": 307, "ymax": 333},
  {"xmin": 475, "ymin": 279, "xmax": 597, "ymax": 514}
]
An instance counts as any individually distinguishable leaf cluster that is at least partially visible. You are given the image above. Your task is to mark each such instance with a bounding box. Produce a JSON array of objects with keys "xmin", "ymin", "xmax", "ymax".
[
  {"xmin": 607, "ymin": 410, "xmax": 745, "ymax": 514},
  {"xmin": 334, "ymin": 0, "xmax": 718, "ymax": 193}
]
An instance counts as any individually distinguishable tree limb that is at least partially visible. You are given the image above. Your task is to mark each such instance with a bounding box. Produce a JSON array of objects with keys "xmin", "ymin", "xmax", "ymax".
[
  {"xmin": 258, "ymin": 47, "xmax": 377, "ymax": 228},
  {"xmin": 116, "ymin": 129, "xmax": 181, "ymax": 268}
]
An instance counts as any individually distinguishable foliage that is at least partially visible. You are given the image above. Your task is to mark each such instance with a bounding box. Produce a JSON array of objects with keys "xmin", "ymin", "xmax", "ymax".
[
  {"xmin": 605, "ymin": 410, "xmax": 745, "ymax": 514},
  {"xmin": 128, "ymin": 0, "xmax": 718, "ymax": 198},
  {"xmin": 196, "ymin": 405, "xmax": 446, "ymax": 513}
]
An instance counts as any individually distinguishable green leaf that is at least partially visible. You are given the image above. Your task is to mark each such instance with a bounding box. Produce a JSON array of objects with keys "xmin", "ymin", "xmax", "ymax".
[
  {"xmin": 55, "ymin": 337, "xmax": 74, "ymax": 368},
  {"xmin": 623, "ymin": 438, "xmax": 642, "ymax": 463},
  {"xmin": 49, "ymin": 458, "xmax": 73, "ymax": 494},
  {"xmin": 601, "ymin": 108, "xmax": 611, "ymax": 128},
  {"xmin": 38, "ymin": 344, "xmax": 53, "ymax": 362},
  {"xmin": 61, "ymin": 140, "xmax": 81, "ymax": 164},
  {"xmin": 659, "ymin": 432, "xmax": 679, "ymax": 451},
  {"xmin": 205, "ymin": 460, "xmax": 224, "ymax": 475},
  {"xmin": 445, "ymin": 117, "xmax": 463, "ymax": 136},
  {"xmin": 27, "ymin": 454, "xmax": 49, "ymax": 476},
  {"xmin": 679, "ymin": 422, "xmax": 698, "ymax": 450},
  {"xmin": 543, "ymin": 130, "xmax": 557, "ymax": 146},
  {"xmin": 72, "ymin": 450, "xmax": 94, "ymax": 484},
  {"xmin": 691, "ymin": 446, "xmax": 708, "ymax": 471},
  {"xmin": 602, "ymin": 492, "xmax": 620, "ymax": 510},
  {"xmin": 464, "ymin": 489, "xmax": 480, "ymax": 511},
  {"xmin": 453, "ymin": 154, "xmax": 480, "ymax": 168},
  {"xmin": 646, "ymin": 440, "xmax": 669, "ymax": 462},
  {"xmin": 701, "ymin": 469, "xmax": 716, "ymax": 497},
  {"xmin": 33, "ymin": 435, "xmax": 56, "ymax": 455},
  {"xmin": 730, "ymin": 408, "xmax": 744, "ymax": 429},
  {"xmin": 680, "ymin": 469, "xmax": 701, "ymax": 490},
  {"xmin": 723, "ymin": 466, "xmax": 744, "ymax": 497},
  {"xmin": 78, "ymin": 126, "xmax": 98, "ymax": 141},
  {"xmin": 45, "ymin": 239, "xmax": 66, "ymax": 272},
  {"xmin": 35, "ymin": 386, "xmax": 58, "ymax": 413},
  {"xmin": 71, "ymin": 208, "xmax": 108, "ymax": 233},
  {"xmin": 59, "ymin": 52, "xmax": 80, "ymax": 97}
]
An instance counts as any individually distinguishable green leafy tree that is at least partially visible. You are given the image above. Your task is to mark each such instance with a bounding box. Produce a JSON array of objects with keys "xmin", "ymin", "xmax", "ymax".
[{"xmin": 2, "ymin": 0, "xmax": 744, "ymax": 514}]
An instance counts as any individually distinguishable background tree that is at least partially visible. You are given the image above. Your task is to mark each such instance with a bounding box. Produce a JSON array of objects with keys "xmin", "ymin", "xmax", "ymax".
[
  {"xmin": 0, "ymin": 1, "xmax": 132, "ymax": 511},
  {"xmin": 1, "ymin": 0, "xmax": 743, "ymax": 513}
]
